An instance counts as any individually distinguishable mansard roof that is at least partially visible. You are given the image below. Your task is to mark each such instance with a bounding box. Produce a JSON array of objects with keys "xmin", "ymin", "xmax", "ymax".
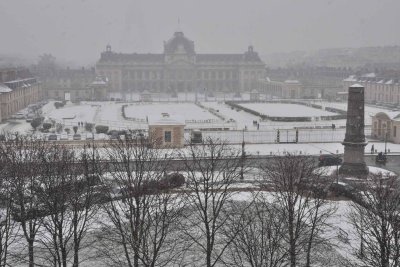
[
  {"xmin": 197, "ymin": 53, "xmax": 263, "ymax": 63},
  {"xmin": 98, "ymin": 32, "xmax": 264, "ymax": 65},
  {"xmin": 164, "ymin": 32, "xmax": 195, "ymax": 55},
  {"xmin": 99, "ymin": 52, "xmax": 164, "ymax": 63}
]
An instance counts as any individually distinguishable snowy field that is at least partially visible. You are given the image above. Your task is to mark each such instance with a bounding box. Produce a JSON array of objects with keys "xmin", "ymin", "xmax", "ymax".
[
  {"xmin": 309, "ymin": 100, "xmax": 397, "ymax": 125},
  {"xmin": 0, "ymin": 99, "xmax": 396, "ymax": 143},
  {"xmin": 239, "ymin": 103, "xmax": 337, "ymax": 117},
  {"xmin": 46, "ymin": 104, "xmax": 98, "ymax": 123},
  {"xmin": 124, "ymin": 102, "xmax": 220, "ymax": 122}
]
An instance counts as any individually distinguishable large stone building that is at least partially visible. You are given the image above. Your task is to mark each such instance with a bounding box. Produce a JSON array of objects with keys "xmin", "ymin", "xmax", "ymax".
[
  {"xmin": 96, "ymin": 32, "xmax": 266, "ymax": 93},
  {"xmin": 256, "ymin": 78, "xmax": 304, "ymax": 99},
  {"xmin": 343, "ymin": 73, "xmax": 400, "ymax": 106},
  {"xmin": 0, "ymin": 68, "xmax": 42, "ymax": 122},
  {"xmin": 43, "ymin": 67, "xmax": 109, "ymax": 102}
]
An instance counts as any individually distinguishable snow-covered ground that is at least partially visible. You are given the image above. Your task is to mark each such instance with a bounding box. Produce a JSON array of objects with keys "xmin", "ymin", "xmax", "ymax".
[
  {"xmin": 46, "ymin": 104, "xmax": 98, "ymax": 124},
  {"xmin": 124, "ymin": 102, "xmax": 220, "ymax": 122},
  {"xmin": 312, "ymin": 100, "xmax": 396, "ymax": 125},
  {"xmin": 0, "ymin": 99, "xmax": 395, "ymax": 143},
  {"xmin": 241, "ymin": 142, "xmax": 400, "ymax": 155},
  {"xmin": 239, "ymin": 103, "xmax": 337, "ymax": 117}
]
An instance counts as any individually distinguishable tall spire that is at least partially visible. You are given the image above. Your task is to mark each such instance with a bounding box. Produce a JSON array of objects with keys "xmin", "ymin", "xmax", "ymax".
[{"xmin": 176, "ymin": 17, "xmax": 182, "ymax": 32}]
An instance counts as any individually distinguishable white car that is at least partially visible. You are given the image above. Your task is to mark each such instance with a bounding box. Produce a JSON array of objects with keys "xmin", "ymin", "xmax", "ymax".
[{"xmin": 60, "ymin": 134, "xmax": 69, "ymax": 140}]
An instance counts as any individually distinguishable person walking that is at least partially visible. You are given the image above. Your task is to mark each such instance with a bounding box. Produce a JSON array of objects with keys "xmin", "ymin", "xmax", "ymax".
[{"xmin": 371, "ymin": 144, "xmax": 375, "ymax": 154}]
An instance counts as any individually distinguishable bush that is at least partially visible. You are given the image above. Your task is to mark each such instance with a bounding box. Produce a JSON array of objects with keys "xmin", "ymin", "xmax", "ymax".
[
  {"xmin": 95, "ymin": 125, "xmax": 109, "ymax": 134},
  {"xmin": 166, "ymin": 173, "xmax": 185, "ymax": 187},
  {"xmin": 42, "ymin": 122, "xmax": 52, "ymax": 130},
  {"xmin": 120, "ymin": 173, "xmax": 185, "ymax": 197},
  {"xmin": 85, "ymin": 123, "xmax": 94, "ymax": 132},
  {"xmin": 65, "ymin": 128, "xmax": 71, "ymax": 134},
  {"xmin": 54, "ymin": 102, "xmax": 65, "ymax": 109},
  {"xmin": 30, "ymin": 118, "xmax": 42, "ymax": 130}
]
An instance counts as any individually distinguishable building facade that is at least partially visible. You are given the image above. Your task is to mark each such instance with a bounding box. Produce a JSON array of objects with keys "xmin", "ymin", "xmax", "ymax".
[
  {"xmin": 343, "ymin": 74, "xmax": 400, "ymax": 106},
  {"xmin": 148, "ymin": 114, "xmax": 185, "ymax": 148},
  {"xmin": 96, "ymin": 32, "xmax": 266, "ymax": 93},
  {"xmin": 43, "ymin": 67, "xmax": 109, "ymax": 102},
  {"xmin": 0, "ymin": 68, "xmax": 42, "ymax": 122},
  {"xmin": 371, "ymin": 111, "xmax": 400, "ymax": 143},
  {"xmin": 256, "ymin": 78, "xmax": 304, "ymax": 99}
]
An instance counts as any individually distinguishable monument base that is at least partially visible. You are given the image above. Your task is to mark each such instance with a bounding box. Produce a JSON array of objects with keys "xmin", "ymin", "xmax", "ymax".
[{"xmin": 339, "ymin": 162, "xmax": 369, "ymax": 176}]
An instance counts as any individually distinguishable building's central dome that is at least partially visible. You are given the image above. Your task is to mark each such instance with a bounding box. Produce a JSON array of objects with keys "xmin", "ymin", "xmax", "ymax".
[{"xmin": 163, "ymin": 32, "xmax": 195, "ymax": 55}]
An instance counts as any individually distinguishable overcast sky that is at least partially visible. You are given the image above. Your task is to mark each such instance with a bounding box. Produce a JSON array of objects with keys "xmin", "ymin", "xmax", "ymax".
[{"xmin": 1, "ymin": 0, "xmax": 400, "ymax": 66}]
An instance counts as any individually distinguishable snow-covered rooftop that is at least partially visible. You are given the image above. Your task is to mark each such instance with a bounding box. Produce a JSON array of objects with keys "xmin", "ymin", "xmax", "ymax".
[
  {"xmin": 350, "ymin": 83, "xmax": 364, "ymax": 88},
  {"xmin": 0, "ymin": 84, "xmax": 12, "ymax": 93},
  {"xmin": 148, "ymin": 114, "xmax": 185, "ymax": 126},
  {"xmin": 374, "ymin": 111, "xmax": 400, "ymax": 121},
  {"xmin": 343, "ymin": 75, "xmax": 358, "ymax": 82},
  {"xmin": 361, "ymin": 72, "xmax": 376, "ymax": 78},
  {"xmin": 284, "ymin": 79, "xmax": 300, "ymax": 84}
]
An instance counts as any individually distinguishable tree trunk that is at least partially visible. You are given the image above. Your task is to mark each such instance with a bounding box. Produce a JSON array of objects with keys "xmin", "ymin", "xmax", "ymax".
[
  {"xmin": 28, "ymin": 239, "xmax": 34, "ymax": 267},
  {"xmin": 73, "ymin": 241, "xmax": 79, "ymax": 267},
  {"xmin": 288, "ymin": 203, "xmax": 296, "ymax": 267}
]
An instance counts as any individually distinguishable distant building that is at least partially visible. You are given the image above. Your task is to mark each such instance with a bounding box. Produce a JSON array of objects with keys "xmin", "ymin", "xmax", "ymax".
[
  {"xmin": 96, "ymin": 32, "xmax": 266, "ymax": 93},
  {"xmin": 0, "ymin": 68, "xmax": 42, "ymax": 122},
  {"xmin": 43, "ymin": 67, "xmax": 108, "ymax": 101},
  {"xmin": 148, "ymin": 114, "xmax": 185, "ymax": 148},
  {"xmin": 249, "ymin": 89, "xmax": 260, "ymax": 101},
  {"xmin": 256, "ymin": 78, "xmax": 304, "ymax": 99},
  {"xmin": 343, "ymin": 74, "xmax": 400, "ymax": 105},
  {"xmin": 140, "ymin": 90, "xmax": 153, "ymax": 102},
  {"xmin": 266, "ymin": 66, "xmax": 351, "ymax": 99},
  {"xmin": 371, "ymin": 111, "xmax": 400, "ymax": 143}
]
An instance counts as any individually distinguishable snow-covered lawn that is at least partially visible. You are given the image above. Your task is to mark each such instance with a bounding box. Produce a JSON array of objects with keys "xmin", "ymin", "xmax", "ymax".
[
  {"xmin": 319, "ymin": 101, "xmax": 396, "ymax": 124},
  {"xmin": 239, "ymin": 103, "xmax": 337, "ymax": 117},
  {"xmin": 201, "ymin": 101, "xmax": 259, "ymax": 130},
  {"xmin": 124, "ymin": 103, "xmax": 220, "ymax": 121},
  {"xmin": 45, "ymin": 104, "xmax": 98, "ymax": 123}
]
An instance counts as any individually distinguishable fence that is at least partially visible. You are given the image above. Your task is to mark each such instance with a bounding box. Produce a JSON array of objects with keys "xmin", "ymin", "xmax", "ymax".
[{"xmin": 185, "ymin": 127, "xmax": 372, "ymax": 144}]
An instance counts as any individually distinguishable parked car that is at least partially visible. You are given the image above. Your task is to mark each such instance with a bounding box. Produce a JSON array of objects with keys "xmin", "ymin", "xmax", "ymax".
[
  {"xmin": 318, "ymin": 154, "xmax": 342, "ymax": 167},
  {"xmin": 73, "ymin": 134, "xmax": 81, "ymax": 141},
  {"xmin": 375, "ymin": 152, "xmax": 387, "ymax": 164},
  {"xmin": 48, "ymin": 134, "xmax": 58, "ymax": 141}
]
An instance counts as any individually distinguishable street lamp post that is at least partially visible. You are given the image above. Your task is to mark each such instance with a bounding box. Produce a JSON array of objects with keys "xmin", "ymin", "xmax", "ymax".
[
  {"xmin": 240, "ymin": 128, "xmax": 245, "ymax": 180},
  {"xmin": 385, "ymin": 129, "xmax": 388, "ymax": 154}
]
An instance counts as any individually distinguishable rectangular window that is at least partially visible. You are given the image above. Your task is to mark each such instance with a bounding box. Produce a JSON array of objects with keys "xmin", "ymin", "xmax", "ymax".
[
  {"xmin": 394, "ymin": 126, "xmax": 397, "ymax": 137},
  {"xmin": 164, "ymin": 131, "xmax": 172, "ymax": 143}
]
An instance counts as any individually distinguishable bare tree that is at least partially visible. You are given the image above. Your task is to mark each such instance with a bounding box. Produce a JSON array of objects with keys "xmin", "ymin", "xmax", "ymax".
[
  {"xmin": 95, "ymin": 137, "xmax": 184, "ymax": 267},
  {"xmin": 0, "ymin": 134, "xmax": 46, "ymax": 267},
  {"xmin": 70, "ymin": 143, "xmax": 103, "ymax": 267},
  {"xmin": 348, "ymin": 173, "xmax": 400, "ymax": 267},
  {"xmin": 35, "ymin": 143, "xmax": 101, "ymax": 267},
  {"xmin": 260, "ymin": 153, "xmax": 336, "ymax": 267},
  {"xmin": 178, "ymin": 137, "xmax": 244, "ymax": 267},
  {"xmin": 0, "ymin": 150, "xmax": 18, "ymax": 267},
  {"xmin": 222, "ymin": 193, "xmax": 287, "ymax": 267}
]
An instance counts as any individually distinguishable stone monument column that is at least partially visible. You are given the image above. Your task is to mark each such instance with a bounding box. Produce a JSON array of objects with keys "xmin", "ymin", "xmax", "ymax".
[{"xmin": 339, "ymin": 84, "xmax": 369, "ymax": 176}]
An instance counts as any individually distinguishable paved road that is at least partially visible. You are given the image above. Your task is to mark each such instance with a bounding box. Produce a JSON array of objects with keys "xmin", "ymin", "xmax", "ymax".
[
  {"xmin": 99, "ymin": 154, "xmax": 400, "ymax": 175},
  {"xmin": 365, "ymin": 154, "xmax": 400, "ymax": 174}
]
